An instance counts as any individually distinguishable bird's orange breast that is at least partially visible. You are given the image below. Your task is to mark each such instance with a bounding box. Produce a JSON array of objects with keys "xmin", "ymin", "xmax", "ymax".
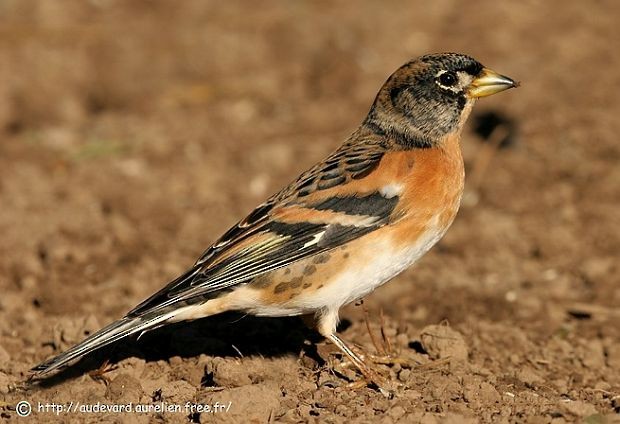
[{"xmin": 384, "ymin": 133, "xmax": 465, "ymax": 248}]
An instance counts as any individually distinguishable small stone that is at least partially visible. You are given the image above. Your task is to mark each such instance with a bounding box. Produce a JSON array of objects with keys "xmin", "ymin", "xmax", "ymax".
[
  {"xmin": 428, "ymin": 375, "xmax": 462, "ymax": 401},
  {"xmin": 606, "ymin": 342, "xmax": 620, "ymax": 369},
  {"xmin": 159, "ymin": 380, "xmax": 197, "ymax": 404},
  {"xmin": 116, "ymin": 357, "xmax": 146, "ymax": 377},
  {"xmin": 0, "ymin": 345, "xmax": 10, "ymax": 363},
  {"xmin": 594, "ymin": 381, "xmax": 610, "ymax": 392},
  {"xmin": 207, "ymin": 359, "xmax": 252, "ymax": 387},
  {"xmin": 0, "ymin": 372, "xmax": 12, "ymax": 394},
  {"xmin": 552, "ymin": 378, "xmax": 569, "ymax": 394},
  {"xmin": 335, "ymin": 404, "xmax": 350, "ymax": 417},
  {"xmin": 407, "ymin": 390, "xmax": 422, "ymax": 400},
  {"xmin": 197, "ymin": 383, "xmax": 281, "ymax": 423},
  {"xmin": 420, "ymin": 413, "xmax": 440, "ymax": 424},
  {"xmin": 420, "ymin": 324, "xmax": 468, "ymax": 362},
  {"xmin": 398, "ymin": 368, "xmax": 411, "ymax": 382},
  {"xmin": 300, "ymin": 353, "xmax": 318, "ymax": 370},
  {"xmin": 580, "ymin": 257, "xmax": 614, "ymax": 282},
  {"xmin": 388, "ymin": 405, "xmax": 406, "ymax": 420},
  {"xmin": 516, "ymin": 367, "xmax": 544, "ymax": 388},
  {"xmin": 105, "ymin": 374, "xmax": 143, "ymax": 403},
  {"xmin": 479, "ymin": 382, "xmax": 501, "ymax": 404},
  {"xmin": 581, "ymin": 340, "xmax": 605, "ymax": 370},
  {"xmin": 373, "ymin": 397, "xmax": 390, "ymax": 413},
  {"xmin": 463, "ymin": 379, "xmax": 501, "ymax": 405},
  {"xmin": 560, "ymin": 400, "xmax": 597, "ymax": 417},
  {"xmin": 443, "ymin": 413, "xmax": 478, "ymax": 424},
  {"xmin": 178, "ymin": 361, "xmax": 207, "ymax": 387}
]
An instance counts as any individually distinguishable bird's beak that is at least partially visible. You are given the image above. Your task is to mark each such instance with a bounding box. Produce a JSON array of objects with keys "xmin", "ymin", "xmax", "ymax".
[{"xmin": 468, "ymin": 68, "xmax": 519, "ymax": 98}]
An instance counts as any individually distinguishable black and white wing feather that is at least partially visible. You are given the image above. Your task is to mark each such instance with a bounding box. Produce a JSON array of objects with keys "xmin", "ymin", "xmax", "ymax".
[{"xmin": 127, "ymin": 136, "xmax": 394, "ymax": 316}]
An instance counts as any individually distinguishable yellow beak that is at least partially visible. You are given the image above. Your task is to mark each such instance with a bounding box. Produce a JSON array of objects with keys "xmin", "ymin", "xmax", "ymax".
[{"xmin": 469, "ymin": 68, "xmax": 519, "ymax": 98}]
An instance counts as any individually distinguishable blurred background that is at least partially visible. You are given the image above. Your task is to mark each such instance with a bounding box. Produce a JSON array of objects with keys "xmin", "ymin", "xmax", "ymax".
[{"xmin": 0, "ymin": 1, "xmax": 618, "ymax": 422}]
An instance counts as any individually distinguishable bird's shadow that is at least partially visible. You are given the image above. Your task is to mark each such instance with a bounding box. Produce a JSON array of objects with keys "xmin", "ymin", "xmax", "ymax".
[{"xmin": 30, "ymin": 313, "xmax": 352, "ymax": 389}]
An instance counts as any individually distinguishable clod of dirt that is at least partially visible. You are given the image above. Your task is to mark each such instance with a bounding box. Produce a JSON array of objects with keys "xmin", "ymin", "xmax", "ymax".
[
  {"xmin": 205, "ymin": 356, "xmax": 303, "ymax": 389},
  {"xmin": 197, "ymin": 383, "xmax": 281, "ymax": 423},
  {"xmin": 560, "ymin": 399, "xmax": 598, "ymax": 417},
  {"xmin": 176, "ymin": 357, "xmax": 210, "ymax": 387},
  {"xmin": 420, "ymin": 412, "xmax": 478, "ymax": 424},
  {"xmin": 419, "ymin": 324, "xmax": 468, "ymax": 362},
  {"xmin": 0, "ymin": 345, "xmax": 9, "ymax": 363},
  {"xmin": 158, "ymin": 380, "xmax": 196, "ymax": 404},
  {"xmin": 115, "ymin": 357, "xmax": 147, "ymax": 379},
  {"xmin": 398, "ymin": 368, "xmax": 411, "ymax": 382},
  {"xmin": 388, "ymin": 404, "xmax": 406, "ymax": 420},
  {"xmin": 0, "ymin": 372, "xmax": 12, "ymax": 394},
  {"xmin": 516, "ymin": 367, "xmax": 544, "ymax": 388},
  {"xmin": 579, "ymin": 339, "xmax": 606, "ymax": 369},
  {"xmin": 206, "ymin": 358, "xmax": 253, "ymax": 387},
  {"xmin": 580, "ymin": 257, "xmax": 615, "ymax": 283},
  {"xmin": 105, "ymin": 373, "xmax": 144, "ymax": 403},
  {"xmin": 605, "ymin": 342, "xmax": 620, "ymax": 369},
  {"xmin": 462, "ymin": 376, "xmax": 501, "ymax": 408},
  {"xmin": 427, "ymin": 375, "xmax": 463, "ymax": 401}
]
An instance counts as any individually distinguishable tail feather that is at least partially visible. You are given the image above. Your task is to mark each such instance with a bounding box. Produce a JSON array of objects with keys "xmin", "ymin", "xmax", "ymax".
[{"xmin": 31, "ymin": 310, "xmax": 177, "ymax": 377}]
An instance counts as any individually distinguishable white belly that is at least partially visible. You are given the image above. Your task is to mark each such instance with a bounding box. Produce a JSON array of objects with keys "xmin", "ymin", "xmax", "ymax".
[{"xmin": 304, "ymin": 218, "xmax": 446, "ymax": 311}]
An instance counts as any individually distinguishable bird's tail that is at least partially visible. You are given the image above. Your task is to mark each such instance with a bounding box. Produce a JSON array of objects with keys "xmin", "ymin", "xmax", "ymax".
[{"xmin": 30, "ymin": 309, "xmax": 177, "ymax": 377}]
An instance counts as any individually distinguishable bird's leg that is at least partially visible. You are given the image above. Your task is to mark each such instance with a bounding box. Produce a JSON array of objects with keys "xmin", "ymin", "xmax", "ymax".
[
  {"xmin": 325, "ymin": 333, "xmax": 391, "ymax": 393},
  {"xmin": 379, "ymin": 308, "xmax": 392, "ymax": 354},
  {"xmin": 363, "ymin": 303, "xmax": 386, "ymax": 356},
  {"xmin": 317, "ymin": 308, "xmax": 393, "ymax": 397},
  {"xmin": 363, "ymin": 307, "xmax": 411, "ymax": 368},
  {"xmin": 88, "ymin": 359, "xmax": 117, "ymax": 385}
]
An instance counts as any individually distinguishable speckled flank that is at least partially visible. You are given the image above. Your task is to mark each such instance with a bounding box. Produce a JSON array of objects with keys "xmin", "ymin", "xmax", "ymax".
[
  {"xmin": 251, "ymin": 274, "xmax": 274, "ymax": 289},
  {"xmin": 241, "ymin": 247, "xmax": 348, "ymax": 307},
  {"xmin": 303, "ymin": 265, "xmax": 316, "ymax": 276},
  {"xmin": 273, "ymin": 276, "xmax": 304, "ymax": 294},
  {"xmin": 312, "ymin": 253, "xmax": 331, "ymax": 264}
]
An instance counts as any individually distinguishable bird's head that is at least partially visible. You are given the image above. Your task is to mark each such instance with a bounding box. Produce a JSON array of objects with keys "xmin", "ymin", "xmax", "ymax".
[{"xmin": 366, "ymin": 53, "xmax": 518, "ymax": 148}]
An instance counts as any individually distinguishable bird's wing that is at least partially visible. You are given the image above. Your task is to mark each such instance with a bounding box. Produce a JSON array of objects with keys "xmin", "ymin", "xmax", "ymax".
[{"xmin": 127, "ymin": 136, "xmax": 397, "ymax": 317}]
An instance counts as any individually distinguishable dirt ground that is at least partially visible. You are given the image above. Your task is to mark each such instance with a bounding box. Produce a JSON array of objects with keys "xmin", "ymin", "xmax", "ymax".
[{"xmin": 1, "ymin": 1, "xmax": 619, "ymax": 423}]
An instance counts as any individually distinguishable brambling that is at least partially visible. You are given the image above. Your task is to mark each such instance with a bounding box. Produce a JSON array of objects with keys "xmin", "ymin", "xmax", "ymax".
[{"xmin": 32, "ymin": 53, "xmax": 517, "ymax": 393}]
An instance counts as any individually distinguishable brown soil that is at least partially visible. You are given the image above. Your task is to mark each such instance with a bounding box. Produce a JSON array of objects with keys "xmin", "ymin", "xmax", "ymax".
[{"xmin": 1, "ymin": 1, "xmax": 619, "ymax": 423}]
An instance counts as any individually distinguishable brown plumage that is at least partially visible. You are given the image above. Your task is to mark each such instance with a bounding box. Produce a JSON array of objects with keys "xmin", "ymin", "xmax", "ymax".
[{"xmin": 31, "ymin": 53, "xmax": 517, "ymax": 395}]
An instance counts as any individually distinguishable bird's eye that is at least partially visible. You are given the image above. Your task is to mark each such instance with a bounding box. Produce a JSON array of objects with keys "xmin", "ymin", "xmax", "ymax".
[{"xmin": 437, "ymin": 71, "xmax": 458, "ymax": 87}]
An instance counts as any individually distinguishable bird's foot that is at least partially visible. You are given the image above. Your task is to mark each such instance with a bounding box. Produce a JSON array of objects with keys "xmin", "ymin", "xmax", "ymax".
[
  {"xmin": 88, "ymin": 360, "xmax": 117, "ymax": 385},
  {"xmin": 326, "ymin": 335, "xmax": 397, "ymax": 397},
  {"xmin": 347, "ymin": 363, "xmax": 395, "ymax": 398}
]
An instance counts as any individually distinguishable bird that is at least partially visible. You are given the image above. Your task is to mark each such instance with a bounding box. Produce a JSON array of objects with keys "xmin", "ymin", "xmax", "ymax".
[{"xmin": 31, "ymin": 53, "xmax": 517, "ymax": 393}]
